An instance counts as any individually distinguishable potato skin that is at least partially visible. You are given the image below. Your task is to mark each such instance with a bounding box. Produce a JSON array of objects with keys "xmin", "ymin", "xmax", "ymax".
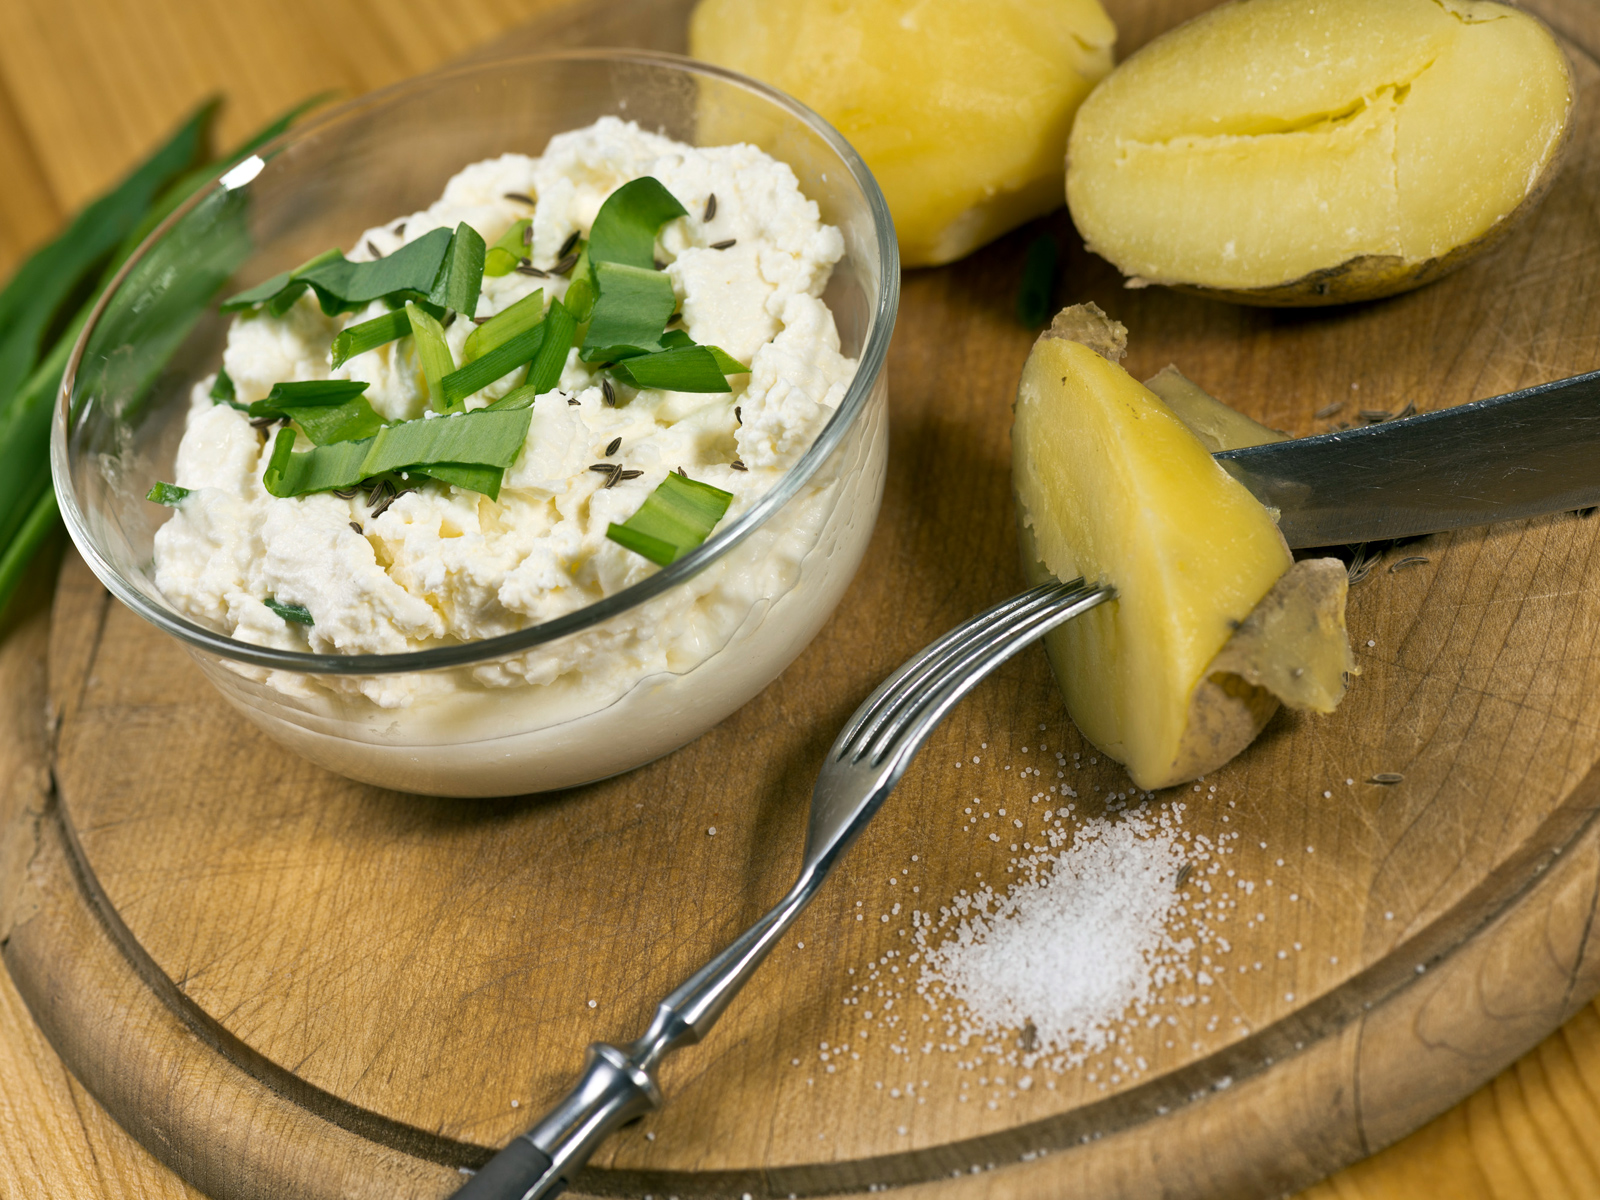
[
  {"xmin": 1066, "ymin": 0, "xmax": 1575, "ymax": 307},
  {"xmin": 690, "ymin": 0, "xmax": 1116, "ymax": 267}
]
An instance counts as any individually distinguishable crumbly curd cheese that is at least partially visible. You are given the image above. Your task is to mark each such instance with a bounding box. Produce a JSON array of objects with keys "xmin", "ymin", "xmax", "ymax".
[{"xmin": 149, "ymin": 119, "xmax": 884, "ymax": 794}]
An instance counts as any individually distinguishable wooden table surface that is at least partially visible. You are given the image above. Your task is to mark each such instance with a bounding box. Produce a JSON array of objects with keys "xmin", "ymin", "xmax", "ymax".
[{"xmin": 0, "ymin": 0, "xmax": 1598, "ymax": 1197}]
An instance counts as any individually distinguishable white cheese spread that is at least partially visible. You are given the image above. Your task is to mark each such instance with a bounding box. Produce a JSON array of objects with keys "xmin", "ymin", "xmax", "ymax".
[{"xmin": 150, "ymin": 119, "xmax": 887, "ymax": 795}]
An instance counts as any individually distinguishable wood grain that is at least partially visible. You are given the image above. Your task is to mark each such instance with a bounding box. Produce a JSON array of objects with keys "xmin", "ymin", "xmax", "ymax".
[{"xmin": 4, "ymin": 0, "xmax": 1600, "ymax": 1198}]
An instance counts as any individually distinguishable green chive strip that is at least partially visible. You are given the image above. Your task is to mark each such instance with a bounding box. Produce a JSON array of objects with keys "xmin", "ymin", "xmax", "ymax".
[
  {"xmin": 264, "ymin": 597, "xmax": 314, "ymax": 624},
  {"xmin": 463, "ymin": 289, "xmax": 545, "ymax": 362},
  {"xmin": 484, "ymin": 218, "xmax": 533, "ymax": 277},
  {"xmin": 330, "ymin": 309, "xmax": 410, "ymax": 368},
  {"xmin": 606, "ymin": 471, "xmax": 734, "ymax": 566},
  {"xmin": 406, "ymin": 301, "xmax": 457, "ymax": 411},
  {"xmin": 247, "ymin": 379, "xmax": 369, "ymax": 418},
  {"xmin": 223, "ymin": 227, "xmax": 454, "ymax": 315},
  {"xmin": 0, "ymin": 100, "xmax": 214, "ymax": 414},
  {"xmin": 428, "ymin": 221, "xmax": 486, "ymax": 317},
  {"xmin": 587, "ymin": 178, "xmax": 687, "ymax": 271},
  {"xmin": 440, "ymin": 324, "xmax": 544, "ymax": 407},
  {"xmin": 0, "ymin": 487, "xmax": 59, "ymax": 619},
  {"xmin": 281, "ymin": 397, "xmax": 384, "ymax": 445},
  {"xmin": 262, "ymin": 409, "xmax": 531, "ymax": 499},
  {"xmin": 612, "ymin": 345, "xmax": 737, "ymax": 393},
  {"xmin": 146, "ymin": 481, "xmax": 192, "ymax": 506},
  {"xmin": 580, "ymin": 261, "xmax": 676, "ymax": 362},
  {"xmin": 420, "ymin": 463, "xmax": 509, "ymax": 497}
]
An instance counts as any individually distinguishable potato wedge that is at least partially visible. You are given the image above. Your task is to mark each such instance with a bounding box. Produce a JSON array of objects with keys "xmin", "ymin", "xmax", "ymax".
[
  {"xmin": 690, "ymin": 0, "xmax": 1116, "ymax": 267},
  {"xmin": 1065, "ymin": 0, "xmax": 1574, "ymax": 305},
  {"xmin": 1013, "ymin": 305, "xmax": 1354, "ymax": 788}
]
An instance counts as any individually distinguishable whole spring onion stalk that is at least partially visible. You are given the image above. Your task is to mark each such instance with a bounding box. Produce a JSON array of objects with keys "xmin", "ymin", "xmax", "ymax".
[{"xmin": 0, "ymin": 94, "xmax": 330, "ymax": 618}]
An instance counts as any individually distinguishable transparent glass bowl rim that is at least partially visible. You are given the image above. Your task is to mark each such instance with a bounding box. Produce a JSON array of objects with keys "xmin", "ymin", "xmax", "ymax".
[{"xmin": 52, "ymin": 48, "xmax": 900, "ymax": 677}]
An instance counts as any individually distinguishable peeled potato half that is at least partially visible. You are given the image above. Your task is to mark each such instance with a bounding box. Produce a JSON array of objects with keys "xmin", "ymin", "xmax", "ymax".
[
  {"xmin": 690, "ymin": 0, "xmax": 1116, "ymax": 267},
  {"xmin": 1065, "ymin": 0, "xmax": 1574, "ymax": 305},
  {"xmin": 1013, "ymin": 306, "xmax": 1355, "ymax": 788}
]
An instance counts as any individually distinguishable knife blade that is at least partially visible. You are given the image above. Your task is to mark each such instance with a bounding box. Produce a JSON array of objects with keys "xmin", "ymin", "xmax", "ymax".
[{"xmin": 1214, "ymin": 369, "xmax": 1600, "ymax": 549}]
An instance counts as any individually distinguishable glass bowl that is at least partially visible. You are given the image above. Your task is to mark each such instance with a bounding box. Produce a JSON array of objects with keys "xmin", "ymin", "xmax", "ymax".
[{"xmin": 52, "ymin": 50, "xmax": 898, "ymax": 798}]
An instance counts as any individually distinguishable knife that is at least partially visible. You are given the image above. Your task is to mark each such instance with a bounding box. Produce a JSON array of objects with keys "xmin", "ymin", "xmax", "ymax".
[{"xmin": 1215, "ymin": 368, "xmax": 1600, "ymax": 549}]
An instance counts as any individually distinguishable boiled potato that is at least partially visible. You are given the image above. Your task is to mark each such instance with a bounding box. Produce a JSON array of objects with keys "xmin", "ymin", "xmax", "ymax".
[
  {"xmin": 1066, "ymin": 0, "xmax": 1574, "ymax": 305},
  {"xmin": 1013, "ymin": 305, "xmax": 1354, "ymax": 788},
  {"xmin": 690, "ymin": 0, "xmax": 1116, "ymax": 267}
]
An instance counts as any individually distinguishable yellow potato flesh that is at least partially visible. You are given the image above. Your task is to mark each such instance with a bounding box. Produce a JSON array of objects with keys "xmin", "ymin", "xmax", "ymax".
[
  {"xmin": 1013, "ymin": 331, "xmax": 1292, "ymax": 788},
  {"xmin": 1065, "ymin": 0, "xmax": 1572, "ymax": 301},
  {"xmin": 690, "ymin": 0, "xmax": 1115, "ymax": 267}
]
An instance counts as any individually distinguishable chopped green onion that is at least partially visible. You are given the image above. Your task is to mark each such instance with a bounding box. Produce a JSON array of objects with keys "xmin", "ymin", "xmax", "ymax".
[
  {"xmin": 564, "ymin": 272, "xmax": 596, "ymax": 323},
  {"xmin": 484, "ymin": 218, "xmax": 532, "ymax": 277},
  {"xmin": 212, "ymin": 366, "xmax": 240, "ymax": 404},
  {"xmin": 421, "ymin": 463, "xmax": 510, "ymax": 498},
  {"xmin": 224, "ymin": 227, "xmax": 454, "ymax": 315},
  {"xmin": 486, "ymin": 298, "xmax": 577, "ymax": 409},
  {"xmin": 406, "ymin": 300, "xmax": 457, "ymax": 411},
  {"xmin": 1016, "ymin": 233, "xmax": 1059, "ymax": 328},
  {"xmin": 428, "ymin": 221, "xmax": 486, "ymax": 317},
  {"xmin": 463, "ymin": 289, "xmax": 543, "ymax": 362},
  {"xmin": 440, "ymin": 323, "xmax": 544, "ymax": 407},
  {"xmin": 221, "ymin": 247, "xmax": 339, "ymax": 315},
  {"xmin": 606, "ymin": 471, "xmax": 733, "ymax": 566},
  {"xmin": 262, "ymin": 409, "xmax": 531, "ymax": 498},
  {"xmin": 0, "ymin": 100, "xmax": 213, "ymax": 412},
  {"xmin": 264, "ymin": 597, "xmax": 314, "ymax": 624},
  {"xmin": 330, "ymin": 308, "xmax": 410, "ymax": 368},
  {"xmin": 247, "ymin": 379, "xmax": 369, "ymax": 418},
  {"xmin": 146, "ymin": 481, "xmax": 192, "ymax": 506},
  {"xmin": 587, "ymin": 178, "xmax": 688, "ymax": 271},
  {"xmin": 281, "ymin": 397, "xmax": 384, "ymax": 445},
  {"xmin": 611, "ymin": 345, "xmax": 741, "ymax": 393},
  {"xmin": 580, "ymin": 261, "xmax": 677, "ymax": 362},
  {"xmin": 361, "ymin": 410, "xmax": 530, "ymax": 476},
  {"xmin": 262, "ymin": 427, "xmax": 369, "ymax": 496}
]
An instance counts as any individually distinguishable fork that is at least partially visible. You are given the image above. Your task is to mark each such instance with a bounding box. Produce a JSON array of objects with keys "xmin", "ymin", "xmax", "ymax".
[{"xmin": 451, "ymin": 576, "xmax": 1115, "ymax": 1200}]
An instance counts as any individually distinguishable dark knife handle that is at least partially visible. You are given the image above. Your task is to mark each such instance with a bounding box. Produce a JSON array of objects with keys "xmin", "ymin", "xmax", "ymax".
[{"xmin": 451, "ymin": 1138, "xmax": 565, "ymax": 1200}]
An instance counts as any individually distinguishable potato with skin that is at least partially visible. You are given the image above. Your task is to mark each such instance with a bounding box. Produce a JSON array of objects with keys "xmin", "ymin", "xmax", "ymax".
[
  {"xmin": 1065, "ymin": 0, "xmax": 1574, "ymax": 306},
  {"xmin": 1013, "ymin": 305, "xmax": 1354, "ymax": 789},
  {"xmin": 690, "ymin": 0, "xmax": 1116, "ymax": 267}
]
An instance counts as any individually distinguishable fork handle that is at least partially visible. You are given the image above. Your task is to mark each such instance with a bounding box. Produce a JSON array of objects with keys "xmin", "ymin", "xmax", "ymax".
[{"xmin": 451, "ymin": 1041, "xmax": 660, "ymax": 1200}]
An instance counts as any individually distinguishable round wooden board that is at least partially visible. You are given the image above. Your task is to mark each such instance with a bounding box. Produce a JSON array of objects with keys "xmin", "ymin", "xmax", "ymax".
[{"xmin": 7, "ymin": 1, "xmax": 1600, "ymax": 1197}]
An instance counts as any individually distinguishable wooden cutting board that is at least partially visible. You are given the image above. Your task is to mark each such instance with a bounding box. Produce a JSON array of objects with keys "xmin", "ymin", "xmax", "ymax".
[{"xmin": 5, "ymin": 1, "xmax": 1600, "ymax": 1198}]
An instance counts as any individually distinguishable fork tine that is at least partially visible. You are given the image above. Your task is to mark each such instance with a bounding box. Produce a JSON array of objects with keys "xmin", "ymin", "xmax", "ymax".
[
  {"xmin": 859, "ymin": 580, "xmax": 1113, "ymax": 767},
  {"xmin": 839, "ymin": 580, "xmax": 1085, "ymax": 761}
]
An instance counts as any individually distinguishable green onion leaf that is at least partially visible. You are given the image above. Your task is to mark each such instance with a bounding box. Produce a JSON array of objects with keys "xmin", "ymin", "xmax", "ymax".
[
  {"xmin": 705, "ymin": 345, "xmax": 750, "ymax": 374},
  {"xmin": 1016, "ymin": 233, "xmax": 1059, "ymax": 328},
  {"xmin": 0, "ymin": 100, "xmax": 214, "ymax": 413},
  {"xmin": 419, "ymin": 463, "xmax": 510, "ymax": 499},
  {"xmin": 580, "ymin": 261, "xmax": 676, "ymax": 362},
  {"xmin": 221, "ymin": 246, "xmax": 335, "ymax": 314},
  {"xmin": 406, "ymin": 300, "xmax": 457, "ymax": 411},
  {"xmin": 281, "ymin": 397, "xmax": 384, "ymax": 445},
  {"xmin": 611, "ymin": 345, "xmax": 733, "ymax": 393},
  {"xmin": 262, "ymin": 410, "xmax": 531, "ymax": 498},
  {"xmin": 146, "ymin": 481, "xmax": 192, "ymax": 506},
  {"xmin": 440, "ymin": 323, "xmax": 544, "ymax": 407},
  {"xmin": 226, "ymin": 228, "xmax": 454, "ymax": 315},
  {"xmin": 298, "ymin": 227, "xmax": 454, "ymax": 315},
  {"xmin": 330, "ymin": 308, "xmax": 410, "ymax": 368},
  {"xmin": 463, "ymin": 289, "xmax": 543, "ymax": 362},
  {"xmin": 484, "ymin": 219, "xmax": 532, "ymax": 277},
  {"xmin": 428, "ymin": 222, "xmax": 486, "ymax": 317},
  {"xmin": 485, "ymin": 297, "xmax": 577, "ymax": 409},
  {"xmin": 606, "ymin": 471, "xmax": 734, "ymax": 566},
  {"xmin": 247, "ymin": 379, "xmax": 369, "ymax": 418},
  {"xmin": 587, "ymin": 178, "xmax": 687, "ymax": 271},
  {"xmin": 360, "ymin": 410, "xmax": 530, "ymax": 476},
  {"xmin": 210, "ymin": 367, "xmax": 239, "ymax": 405},
  {"xmin": 564, "ymin": 272, "xmax": 596, "ymax": 323},
  {"xmin": 264, "ymin": 597, "xmax": 314, "ymax": 624}
]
